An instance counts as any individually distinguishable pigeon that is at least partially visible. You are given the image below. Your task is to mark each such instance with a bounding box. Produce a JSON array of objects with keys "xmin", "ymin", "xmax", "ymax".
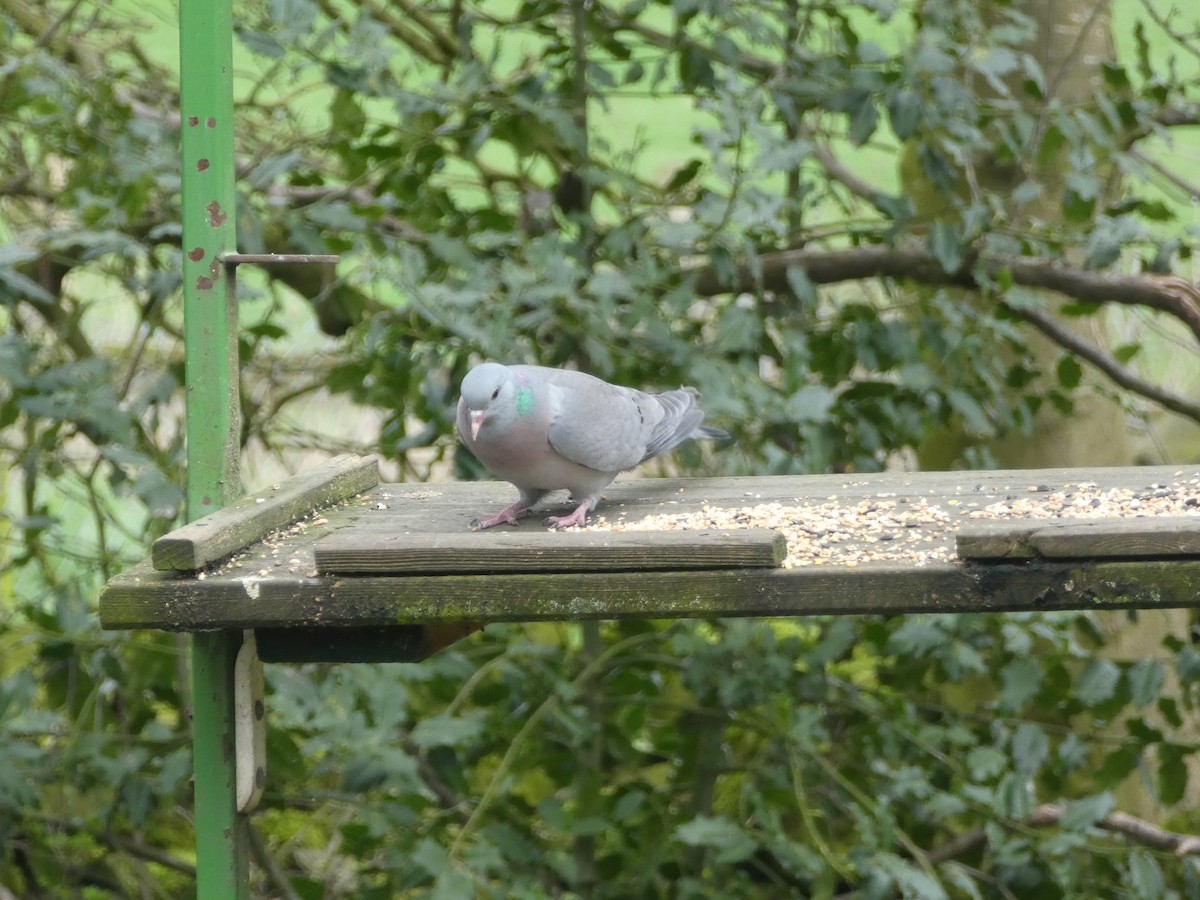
[{"xmin": 456, "ymin": 363, "xmax": 728, "ymax": 529}]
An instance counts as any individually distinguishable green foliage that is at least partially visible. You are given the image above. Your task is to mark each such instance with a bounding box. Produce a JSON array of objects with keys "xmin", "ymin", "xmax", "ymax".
[
  {"xmin": 242, "ymin": 615, "xmax": 1200, "ymax": 897},
  {"xmin": 1, "ymin": 0, "xmax": 1199, "ymax": 895}
]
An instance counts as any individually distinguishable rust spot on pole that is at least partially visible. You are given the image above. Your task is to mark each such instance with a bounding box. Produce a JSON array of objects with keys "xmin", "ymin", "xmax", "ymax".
[
  {"xmin": 188, "ymin": 116, "xmax": 199, "ymax": 126},
  {"xmin": 188, "ymin": 247, "xmax": 206, "ymax": 262},
  {"xmin": 206, "ymin": 116, "xmax": 216, "ymax": 127},
  {"xmin": 197, "ymin": 276, "xmax": 215, "ymax": 290},
  {"xmin": 206, "ymin": 201, "xmax": 228, "ymax": 227},
  {"xmin": 201, "ymin": 495, "xmax": 213, "ymax": 507},
  {"xmin": 197, "ymin": 159, "xmax": 210, "ymax": 171}
]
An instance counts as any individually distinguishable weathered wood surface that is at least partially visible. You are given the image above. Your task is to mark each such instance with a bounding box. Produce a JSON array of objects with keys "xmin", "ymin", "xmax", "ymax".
[
  {"xmin": 152, "ymin": 454, "xmax": 379, "ymax": 571},
  {"xmin": 313, "ymin": 528, "xmax": 786, "ymax": 574},
  {"xmin": 1031, "ymin": 516, "xmax": 1200, "ymax": 558},
  {"xmin": 958, "ymin": 516, "xmax": 1200, "ymax": 560},
  {"xmin": 100, "ymin": 464, "xmax": 1200, "ymax": 631}
]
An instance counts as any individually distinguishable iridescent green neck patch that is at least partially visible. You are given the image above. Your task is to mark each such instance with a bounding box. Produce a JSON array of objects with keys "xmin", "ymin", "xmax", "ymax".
[{"xmin": 514, "ymin": 373, "xmax": 534, "ymax": 416}]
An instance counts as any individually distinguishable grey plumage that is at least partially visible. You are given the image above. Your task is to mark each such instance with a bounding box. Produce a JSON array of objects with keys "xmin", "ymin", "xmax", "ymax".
[{"xmin": 456, "ymin": 363, "xmax": 728, "ymax": 528}]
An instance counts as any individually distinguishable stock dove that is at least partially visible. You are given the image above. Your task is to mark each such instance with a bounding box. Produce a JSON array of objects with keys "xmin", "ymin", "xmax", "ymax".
[{"xmin": 456, "ymin": 363, "xmax": 728, "ymax": 529}]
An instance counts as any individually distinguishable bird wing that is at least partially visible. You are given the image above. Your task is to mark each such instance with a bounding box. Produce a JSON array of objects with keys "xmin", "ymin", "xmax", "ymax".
[{"xmin": 538, "ymin": 369, "xmax": 652, "ymax": 473}]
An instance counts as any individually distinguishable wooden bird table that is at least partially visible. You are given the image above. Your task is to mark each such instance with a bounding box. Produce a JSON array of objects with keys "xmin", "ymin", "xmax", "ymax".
[
  {"xmin": 98, "ymin": 454, "xmax": 1200, "ymax": 894},
  {"xmin": 100, "ymin": 455, "xmax": 1200, "ymax": 666}
]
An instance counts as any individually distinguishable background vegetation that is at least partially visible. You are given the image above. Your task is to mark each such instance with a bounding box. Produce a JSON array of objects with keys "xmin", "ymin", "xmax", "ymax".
[{"xmin": 2, "ymin": 0, "xmax": 1200, "ymax": 895}]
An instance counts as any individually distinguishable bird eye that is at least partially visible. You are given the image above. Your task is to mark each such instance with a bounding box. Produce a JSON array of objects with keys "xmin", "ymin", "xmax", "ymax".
[{"xmin": 491, "ymin": 388, "xmax": 500, "ymax": 400}]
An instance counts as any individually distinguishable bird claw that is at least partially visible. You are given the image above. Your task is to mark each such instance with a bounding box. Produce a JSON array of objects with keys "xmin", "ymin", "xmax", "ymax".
[
  {"xmin": 545, "ymin": 502, "xmax": 591, "ymax": 529},
  {"xmin": 470, "ymin": 503, "xmax": 530, "ymax": 530}
]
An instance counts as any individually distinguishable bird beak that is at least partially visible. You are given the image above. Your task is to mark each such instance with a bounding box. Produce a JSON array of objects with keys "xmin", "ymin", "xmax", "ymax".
[{"xmin": 469, "ymin": 410, "xmax": 484, "ymax": 441}]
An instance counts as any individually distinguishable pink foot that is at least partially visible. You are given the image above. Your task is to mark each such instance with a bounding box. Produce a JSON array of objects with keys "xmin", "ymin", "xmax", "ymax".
[
  {"xmin": 471, "ymin": 502, "xmax": 530, "ymax": 530},
  {"xmin": 545, "ymin": 500, "xmax": 591, "ymax": 529}
]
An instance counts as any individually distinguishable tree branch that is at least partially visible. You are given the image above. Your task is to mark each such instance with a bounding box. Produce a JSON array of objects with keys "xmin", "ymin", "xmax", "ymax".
[
  {"xmin": 806, "ymin": 134, "xmax": 908, "ymax": 216},
  {"xmin": 832, "ymin": 801, "xmax": 1200, "ymax": 900},
  {"xmin": 688, "ymin": 245, "xmax": 1200, "ymax": 345},
  {"xmin": 1005, "ymin": 302, "xmax": 1200, "ymax": 422},
  {"xmin": 928, "ymin": 802, "xmax": 1200, "ymax": 865}
]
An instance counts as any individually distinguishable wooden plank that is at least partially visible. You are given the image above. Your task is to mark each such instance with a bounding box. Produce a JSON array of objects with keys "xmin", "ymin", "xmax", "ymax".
[
  {"xmin": 956, "ymin": 524, "xmax": 1040, "ymax": 560},
  {"xmin": 958, "ymin": 517, "xmax": 1200, "ymax": 560},
  {"xmin": 152, "ymin": 454, "xmax": 379, "ymax": 571},
  {"xmin": 1029, "ymin": 516, "xmax": 1200, "ymax": 559},
  {"xmin": 313, "ymin": 528, "xmax": 786, "ymax": 574},
  {"xmin": 98, "ymin": 557, "xmax": 1200, "ymax": 631},
  {"xmin": 358, "ymin": 465, "xmax": 1200, "ymax": 534}
]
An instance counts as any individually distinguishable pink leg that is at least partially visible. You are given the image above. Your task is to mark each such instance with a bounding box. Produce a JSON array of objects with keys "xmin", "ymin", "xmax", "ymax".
[
  {"xmin": 545, "ymin": 500, "xmax": 591, "ymax": 529},
  {"xmin": 471, "ymin": 501, "xmax": 531, "ymax": 530}
]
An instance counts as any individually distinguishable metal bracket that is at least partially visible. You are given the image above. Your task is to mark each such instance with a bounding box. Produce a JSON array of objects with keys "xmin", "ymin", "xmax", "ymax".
[
  {"xmin": 221, "ymin": 252, "xmax": 340, "ymax": 294},
  {"xmin": 221, "ymin": 252, "xmax": 341, "ymax": 267},
  {"xmin": 233, "ymin": 630, "xmax": 266, "ymax": 813}
]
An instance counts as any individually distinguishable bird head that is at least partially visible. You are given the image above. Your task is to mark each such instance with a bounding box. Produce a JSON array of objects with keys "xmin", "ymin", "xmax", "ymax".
[{"xmin": 460, "ymin": 363, "xmax": 512, "ymax": 440}]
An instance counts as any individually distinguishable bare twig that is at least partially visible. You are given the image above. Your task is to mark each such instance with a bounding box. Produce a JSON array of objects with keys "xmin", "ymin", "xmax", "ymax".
[
  {"xmin": 1129, "ymin": 147, "xmax": 1200, "ymax": 200},
  {"xmin": 21, "ymin": 811, "xmax": 195, "ymax": 877},
  {"xmin": 1136, "ymin": 0, "xmax": 1200, "ymax": 64},
  {"xmin": 806, "ymin": 135, "xmax": 904, "ymax": 213},
  {"xmin": 248, "ymin": 823, "xmax": 303, "ymax": 900}
]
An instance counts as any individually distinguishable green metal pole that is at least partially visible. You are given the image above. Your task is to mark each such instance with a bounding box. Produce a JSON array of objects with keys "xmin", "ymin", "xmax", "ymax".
[{"xmin": 179, "ymin": 0, "xmax": 247, "ymax": 895}]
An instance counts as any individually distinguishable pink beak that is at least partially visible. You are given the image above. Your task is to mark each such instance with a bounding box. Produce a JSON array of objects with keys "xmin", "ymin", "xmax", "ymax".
[{"xmin": 469, "ymin": 410, "xmax": 485, "ymax": 441}]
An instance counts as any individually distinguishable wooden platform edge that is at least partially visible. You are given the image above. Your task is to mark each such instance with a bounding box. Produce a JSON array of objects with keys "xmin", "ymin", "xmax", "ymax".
[
  {"xmin": 97, "ymin": 558, "xmax": 1200, "ymax": 631},
  {"xmin": 152, "ymin": 454, "xmax": 380, "ymax": 571},
  {"xmin": 313, "ymin": 528, "xmax": 787, "ymax": 574}
]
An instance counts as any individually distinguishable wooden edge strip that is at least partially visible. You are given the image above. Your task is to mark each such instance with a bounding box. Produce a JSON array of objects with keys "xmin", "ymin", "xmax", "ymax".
[
  {"xmin": 955, "ymin": 524, "xmax": 1040, "ymax": 560},
  {"xmin": 313, "ymin": 528, "xmax": 787, "ymax": 574},
  {"xmin": 1029, "ymin": 516, "xmax": 1200, "ymax": 559},
  {"xmin": 958, "ymin": 515, "xmax": 1200, "ymax": 560},
  {"xmin": 152, "ymin": 454, "xmax": 380, "ymax": 571}
]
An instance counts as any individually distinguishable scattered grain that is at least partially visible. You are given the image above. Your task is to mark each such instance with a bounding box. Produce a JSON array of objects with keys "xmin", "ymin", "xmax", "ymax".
[{"xmin": 583, "ymin": 477, "xmax": 1200, "ymax": 569}]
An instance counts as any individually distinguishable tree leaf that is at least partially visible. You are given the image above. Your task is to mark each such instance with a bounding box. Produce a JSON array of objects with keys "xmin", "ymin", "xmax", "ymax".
[
  {"xmin": 664, "ymin": 158, "xmax": 704, "ymax": 192},
  {"xmin": 846, "ymin": 93, "xmax": 880, "ymax": 145},
  {"xmin": 1158, "ymin": 743, "xmax": 1188, "ymax": 805},
  {"xmin": 1077, "ymin": 658, "xmax": 1121, "ymax": 706},
  {"xmin": 785, "ymin": 384, "xmax": 837, "ymax": 423},
  {"xmin": 928, "ymin": 220, "xmax": 964, "ymax": 273},
  {"xmin": 966, "ymin": 745, "xmax": 1007, "ymax": 782},
  {"xmin": 785, "ymin": 264, "xmax": 817, "ymax": 304},
  {"xmin": 1096, "ymin": 746, "xmax": 1141, "ymax": 788},
  {"xmin": 675, "ymin": 816, "xmax": 757, "ymax": 864},
  {"xmin": 1127, "ymin": 659, "xmax": 1164, "ymax": 707},
  {"xmin": 1058, "ymin": 792, "xmax": 1114, "ymax": 831},
  {"xmin": 1011, "ymin": 722, "xmax": 1049, "ymax": 775},
  {"xmin": 410, "ymin": 713, "xmax": 484, "ymax": 748},
  {"xmin": 1056, "ymin": 355, "xmax": 1082, "ymax": 390},
  {"xmin": 887, "ymin": 87, "xmax": 922, "ymax": 139},
  {"xmin": 1129, "ymin": 850, "xmax": 1165, "ymax": 900},
  {"xmin": 999, "ymin": 657, "xmax": 1042, "ymax": 711},
  {"xmin": 888, "ymin": 616, "xmax": 947, "ymax": 655}
]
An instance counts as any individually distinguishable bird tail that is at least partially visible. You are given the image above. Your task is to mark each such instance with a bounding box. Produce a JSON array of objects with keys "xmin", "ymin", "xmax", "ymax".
[
  {"xmin": 693, "ymin": 423, "xmax": 730, "ymax": 442},
  {"xmin": 639, "ymin": 387, "xmax": 729, "ymax": 462}
]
